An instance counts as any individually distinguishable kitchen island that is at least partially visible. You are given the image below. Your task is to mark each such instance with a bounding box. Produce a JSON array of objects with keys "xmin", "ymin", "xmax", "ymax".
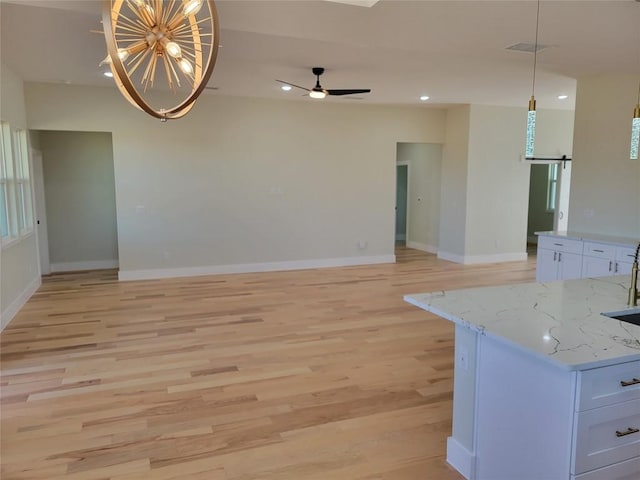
[{"xmin": 405, "ymin": 275, "xmax": 640, "ymax": 480}]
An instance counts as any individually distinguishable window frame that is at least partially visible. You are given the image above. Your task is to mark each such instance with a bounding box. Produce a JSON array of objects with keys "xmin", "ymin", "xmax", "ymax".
[{"xmin": 0, "ymin": 121, "xmax": 34, "ymax": 249}]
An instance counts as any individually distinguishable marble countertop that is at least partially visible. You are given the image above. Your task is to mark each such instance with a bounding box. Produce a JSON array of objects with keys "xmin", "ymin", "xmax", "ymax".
[
  {"xmin": 404, "ymin": 276, "xmax": 640, "ymax": 370},
  {"xmin": 535, "ymin": 230, "xmax": 640, "ymax": 247}
]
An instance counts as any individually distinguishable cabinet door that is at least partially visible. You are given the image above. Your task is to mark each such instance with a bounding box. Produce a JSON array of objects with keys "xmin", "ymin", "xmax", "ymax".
[
  {"xmin": 582, "ymin": 255, "xmax": 614, "ymax": 278},
  {"xmin": 615, "ymin": 261, "xmax": 634, "ymax": 276},
  {"xmin": 558, "ymin": 252, "xmax": 583, "ymax": 280},
  {"xmin": 537, "ymin": 248, "xmax": 558, "ymax": 282}
]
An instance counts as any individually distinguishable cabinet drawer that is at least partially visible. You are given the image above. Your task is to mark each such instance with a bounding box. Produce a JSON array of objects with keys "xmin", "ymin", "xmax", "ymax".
[
  {"xmin": 572, "ymin": 399, "xmax": 640, "ymax": 474},
  {"xmin": 573, "ymin": 456, "xmax": 640, "ymax": 480},
  {"xmin": 616, "ymin": 246, "xmax": 637, "ymax": 264},
  {"xmin": 577, "ymin": 361, "xmax": 640, "ymax": 411},
  {"xmin": 583, "ymin": 242, "xmax": 616, "ymax": 259},
  {"xmin": 538, "ymin": 236, "xmax": 583, "ymax": 254}
]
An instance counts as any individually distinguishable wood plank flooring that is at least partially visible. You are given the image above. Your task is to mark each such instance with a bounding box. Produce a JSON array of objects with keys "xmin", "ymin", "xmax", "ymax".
[{"xmin": 1, "ymin": 247, "xmax": 536, "ymax": 479}]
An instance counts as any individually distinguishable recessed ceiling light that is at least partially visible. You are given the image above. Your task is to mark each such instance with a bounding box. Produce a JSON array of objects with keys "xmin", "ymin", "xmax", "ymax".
[
  {"xmin": 281, "ymin": 85, "xmax": 292, "ymax": 91},
  {"xmin": 420, "ymin": 95, "xmax": 430, "ymax": 101},
  {"xmin": 103, "ymin": 71, "xmax": 114, "ymax": 78},
  {"xmin": 557, "ymin": 94, "xmax": 569, "ymax": 100}
]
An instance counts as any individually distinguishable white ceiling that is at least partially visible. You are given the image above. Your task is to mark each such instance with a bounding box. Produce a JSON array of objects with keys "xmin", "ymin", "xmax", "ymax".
[{"xmin": 1, "ymin": 0, "xmax": 639, "ymax": 110}]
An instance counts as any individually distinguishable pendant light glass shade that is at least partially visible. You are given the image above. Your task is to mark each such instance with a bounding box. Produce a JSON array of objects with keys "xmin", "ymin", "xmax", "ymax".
[
  {"xmin": 526, "ymin": 96, "xmax": 536, "ymax": 158},
  {"xmin": 631, "ymin": 105, "xmax": 640, "ymax": 160}
]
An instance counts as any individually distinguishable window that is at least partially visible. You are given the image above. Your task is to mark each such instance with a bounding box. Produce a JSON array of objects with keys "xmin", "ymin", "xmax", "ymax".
[
  {"xmin": 0, "ymin": 121, "xmax": 33, "ymax": 247},
  {"xmin": 0, "ymin": 122, "xmax": 13, "ymax": 241},
  {"xmin": 546, "ymin": 163, "xmax": 558, "ymax": 211},
  {"xmin": 13, "ymin": 128, "xmax": 33, "ymax": 234}
]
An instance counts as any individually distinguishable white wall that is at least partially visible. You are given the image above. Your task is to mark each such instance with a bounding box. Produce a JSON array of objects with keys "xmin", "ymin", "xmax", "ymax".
[
  {"xmin": 0, "ymin": 64, "xmax": 40, "ymax": 330},
  {"xmin": 439, "ymin": 105, "xmax": 574, "ymax": 264},
  {"xmin": 25, "ymin": 83, "xmax": 446, "ymax": 279},
  {"xmin": 439, "ymin": 106, "xmax": 470, "ymax": 261},
  {"xmin": 466, "ymin": 105, "xmax": 531, "ymax": 261},
  {"xmin": 568, "ymin": 74, "xmax": 640, "ymax": 238},
  {"xmin": 397, "ymin": 143, "xmax": 442, "ymax": 252},
  {"xmin": 38, "ymin": 131, "xmax": 119, "ymax": 271}
]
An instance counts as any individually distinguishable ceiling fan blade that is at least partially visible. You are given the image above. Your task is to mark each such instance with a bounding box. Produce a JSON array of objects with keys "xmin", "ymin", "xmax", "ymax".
[
  {"xmin": 275, "ymin": 79, "xmax": 310, "ymax": 92},
  {"xmin": 326, "ymin": 89, "xmax": 371, "ymax": 96}
]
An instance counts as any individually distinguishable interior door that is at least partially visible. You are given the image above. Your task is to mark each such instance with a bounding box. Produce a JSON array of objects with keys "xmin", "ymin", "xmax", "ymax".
[{"xmin": 31, "ymin": 149, "xmax": 50, "ymax": 275}]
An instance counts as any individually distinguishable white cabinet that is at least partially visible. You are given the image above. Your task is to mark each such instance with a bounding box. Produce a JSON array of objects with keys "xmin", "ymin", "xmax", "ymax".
[
  {"xmin": 572, "ymin": 360, "xmax": 640, "ymax": 479},
  {"xmin": 536, "ymin": 236, "xmax": 584, "ymax": 282},
  {"xmin": 453, "ymin": 329, "xmax": 640, "ymax": 480},
  {"xmin": 582, "ymin": 242, "xmax": 636, "ymax": 277},
  {"xmin": 536, "ymin": 234, "xmax": 638, "ymax": 282},
  {"xmin": 617, "ymin": 246, "xmax": 637, "ymax": 275}
]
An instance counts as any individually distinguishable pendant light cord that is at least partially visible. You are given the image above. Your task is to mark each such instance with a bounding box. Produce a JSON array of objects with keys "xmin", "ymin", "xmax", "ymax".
[{"xmin": 531, "ymin": 0, "xmax": 541, "ymax": 97}]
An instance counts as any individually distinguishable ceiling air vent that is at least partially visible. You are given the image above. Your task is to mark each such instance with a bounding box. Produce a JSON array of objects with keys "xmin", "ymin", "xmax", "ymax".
[{"xmin": 505, "ymin": 42, "xmax": 549, "ymax": 53}]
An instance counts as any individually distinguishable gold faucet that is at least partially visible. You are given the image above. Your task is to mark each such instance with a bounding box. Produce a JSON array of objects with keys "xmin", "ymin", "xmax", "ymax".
[{"xmin": 629, "ymin": 243, "xmax": 640, "ymax": 307}]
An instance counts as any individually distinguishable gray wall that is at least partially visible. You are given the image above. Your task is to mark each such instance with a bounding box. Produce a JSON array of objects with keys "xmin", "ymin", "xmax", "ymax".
[
  {"xmin": 395, "ymin": 165, "xmax": 407, "ymax": 241},
  {"xmin": 39, "ymin": 131, "xmax": 118, "ymax": 270}
]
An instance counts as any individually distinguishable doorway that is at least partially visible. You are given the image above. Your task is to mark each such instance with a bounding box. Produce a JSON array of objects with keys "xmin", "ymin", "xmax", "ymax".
[
  {"xmin": 31, "ymin": 130, "xmax": 119, "ymax": 274},
  {"xmin": 395, "ymin": 164, "xmax": 408, "ymax": 244},
  {"xmin": 527, "ymin": 160, "xmax": 571, "ymax": 247}
]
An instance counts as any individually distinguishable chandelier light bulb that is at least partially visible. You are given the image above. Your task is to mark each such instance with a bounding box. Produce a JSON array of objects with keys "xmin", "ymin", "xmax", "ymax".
[
  {"xmin": 99, "ymin": 54, "xmax": 111, "ymax": 66},
  {"xmin": 165, "ymin": 42, "xmax": 182, "ymax": 58},
  {"xmin": 183, "ymin": 0, "xmax": 204, "ymax": 16},
  {"xmin": 179, "ymin": 58, "xmax": 194, "ymax": 75},
  {"xmin": 117, "ymin": 49, "xmax": 129, "ymax": 61}
]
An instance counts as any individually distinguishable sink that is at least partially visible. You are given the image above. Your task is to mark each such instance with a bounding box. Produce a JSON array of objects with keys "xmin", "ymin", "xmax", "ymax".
[{"xmin": 602, "ymin": 308, "xmax": 640, "ymax": 327}]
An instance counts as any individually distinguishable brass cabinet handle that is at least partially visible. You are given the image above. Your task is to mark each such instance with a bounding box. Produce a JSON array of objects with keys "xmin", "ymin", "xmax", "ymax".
[
  {"xmin": 620, "ymin": 378, "xmax": 640, "ymax": 387},
  {"xmin": 615, "ymin": 427, "xmax": 640, "ymax": 437}
]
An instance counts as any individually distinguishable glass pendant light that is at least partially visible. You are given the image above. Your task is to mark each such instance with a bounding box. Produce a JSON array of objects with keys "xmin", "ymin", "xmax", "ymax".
[
  {"xmin": 631, "ymin": 82, "xmax": 640, "ymax": 160},
  {"xmin": 525, "ymin": 0, "xmax": 541, "ymax": 158}
]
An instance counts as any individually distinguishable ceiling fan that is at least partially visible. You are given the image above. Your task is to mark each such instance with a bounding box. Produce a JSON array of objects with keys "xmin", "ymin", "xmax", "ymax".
[{"xmin": 276, "ymin": 67, "xmax": 371, "ymax": 99}]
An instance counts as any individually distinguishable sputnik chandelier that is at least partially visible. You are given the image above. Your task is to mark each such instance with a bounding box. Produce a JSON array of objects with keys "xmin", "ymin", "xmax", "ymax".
[{"xmin": 101, "ymin": 0, "xmax": 219, "ymax": 120}]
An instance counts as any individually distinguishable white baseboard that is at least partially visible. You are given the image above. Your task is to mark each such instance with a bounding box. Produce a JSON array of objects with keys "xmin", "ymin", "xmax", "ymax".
[
  {"xmin": 1, "ymin": 276, "xmax": 41, "ymax": 332},
  {"xmin": 447, "ymin": 436, "xmax": 474, "ymax": 480},
  {"xmin": 437, "ymin": 251, "xmax": 465, "ymax": 264},
  {"xmin": 438, "ymin": 251, "xmax": 527, "ymax": 265},
  {"xmin": 119, "ymin": 255, "xmax": 396, "ymax": 282},
  {"xmin": 406, "ymin": 241, "xmax": 438, "ymax": 254},
  {"xmin": 50, "ymin": 260, "xmax": 119, "ymax": 273}
]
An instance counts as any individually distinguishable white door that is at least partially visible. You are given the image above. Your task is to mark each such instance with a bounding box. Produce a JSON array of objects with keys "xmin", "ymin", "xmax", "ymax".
[
  {"xmin": 554, "ymin": 161, "xmax": 571, "ymax": 232},
  {"xmin": 31, "ymin": 149, "xmax": 50, "ymax": 275}
]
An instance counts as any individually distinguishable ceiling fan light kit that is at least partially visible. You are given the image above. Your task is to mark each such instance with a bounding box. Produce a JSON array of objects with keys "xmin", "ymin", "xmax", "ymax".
[
  {"xmin": 276, "ymin": 67, "xmax": 371, "ymax": 100},
  {"xmin": 101, "ymin": 0, "xmax": 220, "ymax": 121}
]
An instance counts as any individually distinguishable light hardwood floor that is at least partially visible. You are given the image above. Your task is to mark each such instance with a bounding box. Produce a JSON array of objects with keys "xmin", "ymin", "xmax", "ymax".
[{"xmin": 1, "ymin": 247, "xmax": 536, "ymax": 480}]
